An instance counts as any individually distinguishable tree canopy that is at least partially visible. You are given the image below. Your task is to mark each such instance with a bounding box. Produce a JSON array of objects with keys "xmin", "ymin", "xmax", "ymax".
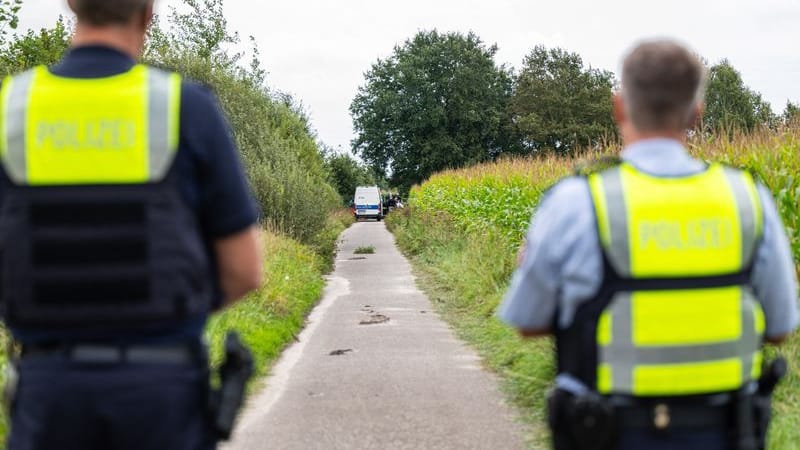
[
  {"xmin": 509, "ymin": 46, "xmax": 616, "ymax": 153},
  {"xmin": 0, "ymin": 0, "xmax": 22, "ymax": 39},
  {"xmin": 350, "ymin": 30, "xmax": 512, "ymax": 190},
  {"xmin": 146, "ymin": 0, "xmax": 339, "ymax": 242},
  {"xmin": 0, "ymin": 16, "xmax": 69, "ymax": 77},
  {"xmin": 783, "ymin": 101, "xmax": 800, "ymax": 125},
  {"xmin": 704, "ymin": 60, "xmax": 776, "ymax": 132},
  {"xmin": 324, "ymin": 151, "xmax": 377, "ymax": 204}
]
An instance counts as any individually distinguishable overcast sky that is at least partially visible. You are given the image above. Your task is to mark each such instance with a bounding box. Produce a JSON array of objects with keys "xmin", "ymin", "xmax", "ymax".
[{"xmin": 16, "ymin": 0, "xmax": 800, "ymax": 152}]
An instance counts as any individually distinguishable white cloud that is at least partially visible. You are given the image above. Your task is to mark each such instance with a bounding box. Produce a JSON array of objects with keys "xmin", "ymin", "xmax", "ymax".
[{"xmin": 15, "ymin": 0, "xmax": 800, "ymax": 150}]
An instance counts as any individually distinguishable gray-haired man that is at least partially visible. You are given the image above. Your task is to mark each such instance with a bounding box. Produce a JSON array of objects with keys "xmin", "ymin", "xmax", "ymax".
[{"xmin": 499, "ymin": 40, "xmax": 798, "ymax": 450}]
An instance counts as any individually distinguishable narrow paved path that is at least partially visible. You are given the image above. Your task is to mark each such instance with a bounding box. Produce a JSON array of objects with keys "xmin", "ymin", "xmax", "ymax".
[{"xmin": 226, "ymin": 221, "xmax": 526, "ymax": 450}]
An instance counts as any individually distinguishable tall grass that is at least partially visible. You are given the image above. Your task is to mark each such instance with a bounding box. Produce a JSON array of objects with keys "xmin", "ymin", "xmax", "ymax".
[{"xmin": 388, "ymin": 127, "xmax": 800, "ymax": 449}]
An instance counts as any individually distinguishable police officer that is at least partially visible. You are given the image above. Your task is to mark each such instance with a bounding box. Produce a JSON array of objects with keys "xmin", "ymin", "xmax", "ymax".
[
  {"xmin": 498, "ymin": 40, "xmax": 799, "ymax": 450},
  {"xmin": 0, "ymin": 0, "xmax": 263, "ymax": 449}
]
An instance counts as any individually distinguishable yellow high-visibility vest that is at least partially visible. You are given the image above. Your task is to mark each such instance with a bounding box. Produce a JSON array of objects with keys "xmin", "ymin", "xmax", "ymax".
[
  {"xmin": 587, "ymin": 162, "xmax": 765, "ymax": 397},
  {"xmin": 0, "ymin": 64, "xmax": 181, "ymax": 186},
  {"xmin": 0, "ymin": 65, "xmax": 216, "ymax": 329}
]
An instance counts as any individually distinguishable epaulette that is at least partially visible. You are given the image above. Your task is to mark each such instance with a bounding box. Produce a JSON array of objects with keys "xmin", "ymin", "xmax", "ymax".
[{"xmin": 573, "ymin": 156, "xmax": 623, "ymax": 177}]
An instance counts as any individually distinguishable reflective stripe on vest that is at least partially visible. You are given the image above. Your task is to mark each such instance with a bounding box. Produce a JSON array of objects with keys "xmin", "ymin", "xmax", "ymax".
[
  {"xmin": 0, "ymin": 65, "xmax": 181, "ymax": 185},
  {"xmin": 588, "ymin": 163, "xmax": 765, "ymax": 396}
]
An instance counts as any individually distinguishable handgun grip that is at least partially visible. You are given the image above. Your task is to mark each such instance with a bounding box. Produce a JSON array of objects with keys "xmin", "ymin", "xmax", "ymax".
[{"xmin": 758, "ymin": 357, "xmax": 787, "ymax": 396}]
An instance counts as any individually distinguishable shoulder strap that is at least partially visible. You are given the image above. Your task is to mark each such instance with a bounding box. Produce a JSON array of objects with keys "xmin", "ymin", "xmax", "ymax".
[
  {"xmin": 720, "ymin": 166, "xmax": 765, "ymax": 267},
  {"xmin": 0, "ymin": 67, "xmax": 38, "ymax": 181},
  {"xmin": 143, "ymin": 66, "xmax": 183, "ymax": 182}
]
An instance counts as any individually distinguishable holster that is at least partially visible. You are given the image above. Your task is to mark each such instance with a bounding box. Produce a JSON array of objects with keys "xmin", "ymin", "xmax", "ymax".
[
  {"xmin": 2, "ymin": 361, "xmax": 18, "ymax": 417},
  {"xmin": 735, "ymin": 388, "xmax": 758, "ymax": 450},
  {"xmin": 209, "ymin": 332, "xmax": 255, "ymax": 441},
  {"xmin": 2, "ymin": 339, "xmax": 19, "ymax": 417},
  {"xmin": 548, "ymin": 388, "xmax": 617, "ymax": 450},
  {"xmin": 747, "ymin": 357, "xmax": 787, "ymax": 450}
]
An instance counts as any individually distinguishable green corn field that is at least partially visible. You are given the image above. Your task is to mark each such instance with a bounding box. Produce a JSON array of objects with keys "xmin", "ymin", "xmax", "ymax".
[{"xmin": 411, "ymin": 128, "xmax": 800, "ymax": 259}]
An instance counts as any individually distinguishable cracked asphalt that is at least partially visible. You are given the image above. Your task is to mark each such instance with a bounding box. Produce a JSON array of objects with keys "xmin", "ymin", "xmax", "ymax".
[{"xmin": 224, "ymin": 221, "xmax": 526, "ymax": 450}]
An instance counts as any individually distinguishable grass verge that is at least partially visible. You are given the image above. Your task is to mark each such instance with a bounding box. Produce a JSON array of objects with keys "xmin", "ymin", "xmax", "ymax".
[{"xmin": 0, "ymin": 209, "xmax": 353, "ymax": 445}]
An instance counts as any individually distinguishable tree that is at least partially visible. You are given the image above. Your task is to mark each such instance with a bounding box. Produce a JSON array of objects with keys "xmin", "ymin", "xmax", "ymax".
[
  {"xmin": 509, "ymin": 46, "xmax": 616, "ymax": 153},
  {"xmin": 324, "ymin": 151, "xmax": 377, "ymax": 204},
  {"xmin": 145, "ymin": 0, "xmax": 339, "ymax": 242},
  {"xmin": 704, "ymin": 60, "xmax": 776, "ymax": 132},
  {"xmin": 0, "ymin": 0, "xmax": 22, "ymax": 40},
  {"xmin": 0, "ymin": 16, "xmax": 70, "ymax": 78},
  {"xmin": 350, "ymin": 30, "xmax": 512, "ymax": 191},
  {"xmin": 783, "ymin": 101, "xmax": 800, "ymax": 126}
]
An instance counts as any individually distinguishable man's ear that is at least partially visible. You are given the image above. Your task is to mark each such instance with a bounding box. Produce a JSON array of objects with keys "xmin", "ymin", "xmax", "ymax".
[
  {"xmin": 140, "ymin": 1, "xmax": 155, "ymax": 31},
  {"xmin": 613, "ymin": 93, "xmax": 626, "ymax": 126},
  {"xmin": 67, "ymin": 0, "xmax": 77, "ymax": 13}
]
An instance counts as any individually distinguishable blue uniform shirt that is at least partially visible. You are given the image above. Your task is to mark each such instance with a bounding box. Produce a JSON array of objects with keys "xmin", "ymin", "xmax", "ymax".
[
  {"xmin": 499, "ymin": 138, "xmax": 799, "ymax": 340},
  {"xmin": 0, "ymin": 46, "xmax": 259, "ymax": 343}
]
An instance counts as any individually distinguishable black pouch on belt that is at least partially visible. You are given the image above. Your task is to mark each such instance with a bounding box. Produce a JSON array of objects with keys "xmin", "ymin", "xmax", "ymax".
[
  {"xmin": 209, "ymin": 332, "xmax": 254, "ymax": 441},
  {"xmin": 568, "ymin": 392, "xmax": 617, "ymax": 450},
  {"xmin": 548, "ymin": 388, "xmax": 617, "ymax": 450}
]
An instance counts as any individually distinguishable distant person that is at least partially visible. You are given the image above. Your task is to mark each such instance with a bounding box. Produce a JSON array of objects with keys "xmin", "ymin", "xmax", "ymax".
[
  {"xmin": 0, "ymin": 0, "xmax": 262, "ymax": 449},
  {"xmin": 498, "ymin": 40, "xmax": 798, "ymax": 450}
]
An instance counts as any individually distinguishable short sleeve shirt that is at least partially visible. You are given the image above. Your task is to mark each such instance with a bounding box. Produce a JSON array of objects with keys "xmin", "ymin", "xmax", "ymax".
[
  {"xmin": 498, "ymin": 138, "xmax": 799, "ymax": 340},
  {"xmin": 1, "ymin": 46, "xmax": 259, "ymax": 343}
]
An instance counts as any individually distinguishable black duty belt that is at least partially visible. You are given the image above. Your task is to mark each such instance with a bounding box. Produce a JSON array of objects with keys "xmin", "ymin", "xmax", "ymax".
[
  {"xmin": 21, "ymin": 343, "xmax": 199, "ymax": 365},
  {"xmin": 615, "ymin": 403, "xmax": 730, "ymax": 430}
]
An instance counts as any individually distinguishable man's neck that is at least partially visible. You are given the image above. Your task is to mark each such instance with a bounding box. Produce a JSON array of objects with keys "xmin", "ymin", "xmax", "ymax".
[
  {"xmin": 624, "ymin": 130, "xmax": 687, "ymax": 147},
  {"xmin": 70, "ymin": 23, "xmax": 141, "ymax": 60}
]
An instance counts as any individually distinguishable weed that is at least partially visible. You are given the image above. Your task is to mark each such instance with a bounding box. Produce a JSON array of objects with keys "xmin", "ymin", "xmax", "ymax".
[{"xmin": 354, "ymin": 246, "xmax": 376, "ymax": 255}]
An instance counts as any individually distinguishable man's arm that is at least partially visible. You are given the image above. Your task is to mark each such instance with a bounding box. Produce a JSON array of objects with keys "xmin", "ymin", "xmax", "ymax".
[
  {"xmin": 182, "ymin": 82, "xmax": 263, "ymax": 308},
  {"xmin": 514, "ymin": 241, "xmax": 547, "ymax": 337},
  {"xmin": 751, "ymin": 185, "xmax": 800, "ymax": 344},
  {"xmin": 215, "ymin": 225, "xmax": 264, "ymax": 308},
  {"xmin": 497, "ymin": 178, "xmax": 602, "ymax": 337}
]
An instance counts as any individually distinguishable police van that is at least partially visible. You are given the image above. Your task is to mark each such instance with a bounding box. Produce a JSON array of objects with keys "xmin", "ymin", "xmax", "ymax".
[{"xmin": 354, "ymin": 186, "xmax": 383, "ymax": 221}]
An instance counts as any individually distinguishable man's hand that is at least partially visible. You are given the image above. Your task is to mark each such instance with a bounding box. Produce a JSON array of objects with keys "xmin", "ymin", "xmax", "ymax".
[
  {"xmin": 766, "ymin": 334, "xmax": 790, "ymax": 345},
  {"xmin": 215, "ymin": 225, "xmax": 264, "ymax": 308},
  {"xmin": 519, "ymin": 328, "xmax": 551, "ymax": 338}
]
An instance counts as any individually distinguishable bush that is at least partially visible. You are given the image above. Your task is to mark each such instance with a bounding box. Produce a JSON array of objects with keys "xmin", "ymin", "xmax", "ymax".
[
  {"xmin": 146, "ymin": 0, "xmax": 339, "ymax": 243},
  {"xmin": 324, "ymin": 152, "xmax": 377, "ymax": 205}
]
